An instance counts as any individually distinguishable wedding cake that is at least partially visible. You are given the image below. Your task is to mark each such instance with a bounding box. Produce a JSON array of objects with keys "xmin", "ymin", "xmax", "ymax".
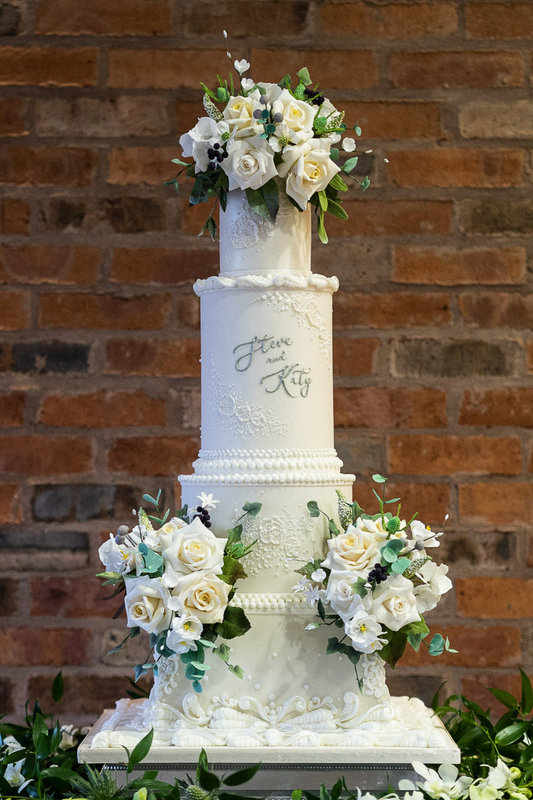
[{"xmin": 84, "ymin": 60, "xmax": 459, "ymax": 758}]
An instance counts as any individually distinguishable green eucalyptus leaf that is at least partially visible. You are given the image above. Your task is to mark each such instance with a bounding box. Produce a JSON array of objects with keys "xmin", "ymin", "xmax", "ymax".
[
  {"xmin": 307, "ymin": 500, "xmax": 320, "ymax": 517},
  {"xmin": 342, "ymin": 156, "xmax": 359, "ymax": 173},
  {"xmin": 242, "ymin": 501, "xmax": 262, "ymax": 518},
  {"xmin": 372, "ymin": 473, "xmax": 387, "ymax": 483}
]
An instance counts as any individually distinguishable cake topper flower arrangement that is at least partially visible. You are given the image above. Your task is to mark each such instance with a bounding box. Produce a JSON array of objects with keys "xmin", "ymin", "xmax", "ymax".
[
  {"xmin": 97, "ymin": 492, "xmax": 260, "ymax": 693},
  {"xmin": 166, "ymin": 37, "xmax": 375, "ymax": 243},
  {"xmin": 296, "ymin": 474, "xmax": 455, "ymax": 684}
]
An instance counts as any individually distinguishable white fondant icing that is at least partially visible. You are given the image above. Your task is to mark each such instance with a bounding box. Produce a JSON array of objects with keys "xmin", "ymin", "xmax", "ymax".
[
  {"xmin": 219, "ymin": 188, "xmax": 311, "ymax": 277},
  {"xmin": 194, "ymin": 273, "xmax": 338, "ymax": 295}
]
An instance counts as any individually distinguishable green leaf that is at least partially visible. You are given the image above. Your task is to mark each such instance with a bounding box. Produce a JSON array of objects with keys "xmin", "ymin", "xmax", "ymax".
[
  {"xmin": 428, "ymin": 633, "xmax": 445, "ymax": 656},
  {"xmin": 51, "ymin": 671, "xmax": 64, "ymax": 703},
  {"xmin": 214, "ymin": 606, "xmax": 251, "ymax": 640},
  {"xmin": 242, "ymin": 501, "xmax": 262, "ymax": 518},
  {"xmin": 342, "ymin": 156, "xmax": 359, "ymax": 173},
  {"xmin": 329, "ymin": 174, "xmax": 348, "ymax": 192},
  {"xmin": 318, "ymin": 190, "xmax": 328, "ymax": 212},
  {"xmin": 317, "ymin": 598, "xmax": 326, "ymax": 621},
  {"xmin": 373, "ymin": 473, "xmax": 387, "ymax": 483},
  {"xmin": 314, "ymin": 116, "xmax": 327, "ymax": 133},
  {"xmin": 407, "ymin": 632, "xmax": 423, "ymax": 652},
  {"xmin": 260, "ymin": 179, "xmax": 279, "ymax": 223},
  {"xmin": 328, "ymin": 519, "xmax": 340, "ymax": 537},
  {"xmin": 190, "ymin": 662, "xmax": 211, "ymax": 672},
  {"xmin": 326, "ymin": 637, "xmax": 341, "ymax": 655},
  {"xmin": 488, "ymin": 687, "xmax": 519, "ymax": 710},
  {"xmin": 222, "ymin": 763, "xmax": 261, "ymax": 786},
  {"xmin": 128, "ymin": 729, "xmax": 154, "ymax": 773},
  {"xmin": 293, "ymin": 791, "xmax": 303, "ymax": 800},
  {"xmin": 227, "ymin": 663, "xmax": 244, "ymax": 679},
  {"xmin": 245, "ymin": 187, "xmax": 270, "ymax": 220},
  {"xmin": 520, "ymin": 667, "xmax": 533, "ymax": 714},
  {"xmin": 307, "ymin": 500, "xmax": 320, "ymax": 517},
  {"xmin": 143, "ymin": 493, "xmax": 158, "ymax": 506},
  {"xmin": 351, "ymin": 577, "xmax": 368, "ymax": 598},
  {"xmin": 207, "ymin": 216, "xmax": 217, "ymax": 242},
  {"xmin": 297, "ymin": 67, "xmax": 312, "ymax": 86},
  {"xmin": 216, "ymin": 87, "xmax": 229, "ymax": 103},
  {"xmin": 360, "ymin": 176, "xmax": 371, "ymax": 191},
  {"xmin": 198, "ymin": 765, "xmax": 221, "ymax": 791},
  {"xmin": 457, "ymin": 726, "xmax": 489, "ymax": 749},
  {"xmin": 140, "ymin": 549, "xmax": 164, "ymax": 575},
  {"xmin": 221, "ymin": 554, "xmax": 247, "ymax": 585},
  {"xmin": 326, "ymin": 198, "xmax": 348, "ymax": 220},
  {"xmin": 495, "ymin": 721, "xmax": 531, "ymax": 746},
  {"xmin": 391, "ymin": 556, "xmax": 411, "ymax": 574},
  {"xmin": 317, "ymin": 208, "xmax": 328, "ymax": 244},
  {"xmin": 330, "ymin": 148, "xmax": 339, "ymax": 161}
]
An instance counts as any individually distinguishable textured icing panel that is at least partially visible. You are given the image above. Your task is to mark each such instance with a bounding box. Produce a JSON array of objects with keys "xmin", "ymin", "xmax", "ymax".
[
  {"xmin": 219, "ymin": 187, "xmax": 311, "ymax": 277},
  {"xmin": 194, "ymin": 273, "xmax": 339, "ymax": 295},
  {"xmin": 193, "ymin": 448, "xmax": 344, "ymax": 474}
]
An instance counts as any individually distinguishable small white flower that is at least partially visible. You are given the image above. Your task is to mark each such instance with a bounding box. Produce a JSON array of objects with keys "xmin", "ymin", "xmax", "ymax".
[
  {"xmin": 234, "ymin": 59, "xmax": 251, "ymax": 75},
  {"xmin": 344, "ymin": 609, "xmax": 386, "ymax": 654},
  {"xmin": 343, "ymin": 137, "xmax": 357, "ymax": 152},
  {"xmin": 197, "ymin": 492, "xmax": 220, "ymax": 511},
  {"xmin": 59, "ymin": 724, "xmax": 77, "ymax": 750},
  {"xmin": 166, "ymin": 614, "xmax": 203, "ymax": 654},
  {"xmin": 5, "ymin": 760, "xmax": 32, "ymax": 793},
  {"xmin": 411, "ymin": 519, "xmax": 442, "ymax": 548},
  {"xmin": 304, "ymin": 584, "xmax": 323, "ymax": 605},
  {"xmin": 293, "ymin": 577, "xmax": 311, "ymax": 594},
  {"xmin": 241, "ymin": 77, "xmax": 255, "ymax": 92},
  {"xmin": 227, "ymin": 51, "xmax": 232, "ymax": 59},
  {"xmin": 311, "ymin": 568, "xmax": 327, "ymax": 583},
  {"xmin": 223, "ymin": 29, "xmax": 228, "ymax": 38}
]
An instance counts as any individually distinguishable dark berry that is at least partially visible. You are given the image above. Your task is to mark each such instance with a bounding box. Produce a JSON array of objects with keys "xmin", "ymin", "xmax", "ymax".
[
  {"xmin": 313, "ymin": 95, "xmax": 325, "ymax": 106},
  {"xmin": 260, "ymin": 95, "xmax": 268, "ymax": 105},
  {"xmin": 213, "ymin": 142, "xmax": 220, "ymax": 149},
  {"xmin": 222, "ymin": 150, "xmax": 229, "ymax": 159},
  {"xmin": 196, "ymin": 506, "xmax": 203, "ymax": 512},
  {"xmin": 253, "ymin": 109, "xmax": 262, "ymax": 119},
  {"xmin": 205, "ymin": 521, "xmax": 212, "ymax": 528},
  {"xmin": 207, "ymin": 162, "xmax": 216, "ymax": 171},
  {"xmin": 207, "ymin": 148, "xmax": 216, "ymax": 159}
]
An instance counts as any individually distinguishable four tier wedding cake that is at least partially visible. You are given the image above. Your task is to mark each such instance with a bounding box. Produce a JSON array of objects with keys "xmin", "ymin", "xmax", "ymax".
[{"xmin": 86, "ymin": 61, "xmax": 457, "ymax": 757}]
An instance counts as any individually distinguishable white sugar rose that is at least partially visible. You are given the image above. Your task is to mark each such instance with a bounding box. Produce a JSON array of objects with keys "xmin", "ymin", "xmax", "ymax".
[
  {"xmin": 322, "ymin": 522, "xmax": 380, "ymax": 575},
  {"xmin": 124, "ymin": 577, "xmax": 171, "ymax": 635},
  {"xmin": 161, "ymin": 516, "xmax": 227, "ymax": 585},
  {"xmin": 222, "ymin": 137, "xmax": 277, "ymax": 191},
  {"xmin": 166, "ymin": 614, "xmax": 203, "ymax": 654},
  {"xmin": 344, "ymin": 609, "xmax": 386, "ymax": 654},
  {"xmin": 179, "ymin": 117, "xmax": 230, "ymax": 173},
  {"xmin": 278, "ymin": 138, "xmax": 340, "ymax": 210},
  {"xmin": 272, "ymin": 88, "xmax": 318, "ymax": 135},
  {"xmin": 414, "ymin": 561, "xmax": 452, "ymax": 613},
  {"xmin": 222, "ymin": 92, "xmax": 262, "ymax": 137},
  {"xmin": 371, "ymin": 574, "xmax": 420, "ymax": 632},
  {"xmin": 173, "ymin": 572, "xmax": 231, "ymax": 624},
  {"xmin": 325, "ymin": 569, "xmax": 365, "ymax": 622}
]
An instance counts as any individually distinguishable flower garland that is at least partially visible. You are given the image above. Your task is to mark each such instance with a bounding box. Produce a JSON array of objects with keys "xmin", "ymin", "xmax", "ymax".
[
  {"xmin": 166, "ymin": 34, "xmax": 379, "ymax": 244},
  {"xmin": 295, "ymin": 475, "xmax": 455, "ymax": 682},
  {"xmin": 97, "ymin": 492, "xmax": 259, "ymax": 693}
]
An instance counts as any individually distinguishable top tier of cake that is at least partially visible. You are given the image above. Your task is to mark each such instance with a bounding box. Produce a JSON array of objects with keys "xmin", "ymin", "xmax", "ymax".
[{"xmin": 219, "ymin": 187, "xmax": 311, "ymax": 277}]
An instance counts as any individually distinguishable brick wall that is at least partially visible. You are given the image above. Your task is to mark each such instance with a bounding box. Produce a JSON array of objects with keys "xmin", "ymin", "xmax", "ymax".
[{"xmin": 0, "ymin": 0, "xmax": 532, "ymax": 723}]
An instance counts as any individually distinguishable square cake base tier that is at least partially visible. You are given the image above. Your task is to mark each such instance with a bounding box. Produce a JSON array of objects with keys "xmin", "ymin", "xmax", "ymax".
[{"xmin": 78, "ymin": 698, "xmax": 460, "ymax": 791}]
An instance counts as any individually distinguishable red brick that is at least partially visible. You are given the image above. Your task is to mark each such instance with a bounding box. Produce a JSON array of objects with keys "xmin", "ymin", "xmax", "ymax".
[
  {"xmin": 31, "ymin": 577, "xmax": 112, "ymax": 617},
  {"xmin": 181, "ymin": 199, "xmax": 220, "ymax": 236},
  {"xmin": 319, "ymin": 2, "xmax": 457, "ymax": 38},
  {"xmin": 459, "ymin": 483, "xmax": 533, "ymax": 525},
  {"xmin": 328, "ymin": 200, "xmax": 453, "ymax": 237},
  {"xmin": 389, "ymin": 435, "xmax": 522, "ymax": 476},
  {"xmin": 39, "ymin": 293, "xmax": 171, "ymax": 330},
  {"xmin": 462, "ymin": 673, "xmax": 523, "ymax": 716},
  {"xmin": 251, "ymin": 49, "xmax": 379, "ymax": 90},
  {"xmin": 0, "ymin": 246, "xmax": 100, "ymax": 285},
  {"xmin": 0, "ymin": 290, "xmax": 30, "ymax": 330},
  {"xmin": 0, "ymin": 47, "xmax": 97, "ymax": 86},
  {"xmin": 461, "ymin": 293, "xmax": 533, "ymax": 328},
  {"xmin": 353, "ymin": 481, "xmax": 450, "ymax": 526},
  {"xmin": 333, "ymin": 338, "xmax": 378, "ymax": 377},
  {"xmin": 401, "ymin": 625, "xmax": 521, "ymax": 668},
  {"xmin": 0, "ymin": 199, "xmax": 29, "ymax": 235},
  {"xmin": 0, "ymin": 146, "xmax": 97, "ymax": 186},
  {"xmin": 342, "ymin": 101, "xmax": 445, "ymax": 139},
  {"xmin": 387, "ymin": 149, "xmax": 524, "ymax": 188},
  {"xmin": 0, "ymin": 580, "xmax": 19, "ymax": 616},
  {"xmin": 460, "ymin": 101, "xmax": 533, "ymax": 139},
  {"xmin": 334, "ymin": 292, "xmax": 451, "ymax": 329},
  {"xmin": 0, "ymin": 436, "xmax": 92, "ymax": 475},
  {"xmin": 108, "ymin": 435, "xmax": 199, "ymax": 476},
  {"xmin": 334, "ymin": 387, "xmax": 447, "ymax": 429},
  {"xmin": 0, "ymin": 628, "xmax": 91, "ymax": 666},
  {"xmin": 108, "ymin": 147, "xmax": 178, "ymax": 186},
  {"xmin": 183, "ymin": 2, "xmax": 309, "ymax": 36},
  {"xmin": 111, "ymin": 248, "xmax": 218, "ymax": 284},
  {"xmin": 36, "ymin": 0, "xmax": 172, "ymax": 35},
  {"xmin": 177, "ymin": 295, "xmax": 200, "ymax": 329},
  {"xmin": 461, "ymin": 388, "xmax": 533, "ymax": 428},
  {"xmin": 28, "ymin": 674, "xmax": 144, "ymax": 716},
  {"xmin": 466, "ymin": 3, "xmax": 533, "ymax": 39},
  {"xmin": 457, "ymin": 577, "xmax": 533, "ymax": 619},
  {"xmin": 394, "ymin": 246, "xmax": 526, "ymax": 286},
  {"xmin": 176, "ymin": 100, "xmax": 204, "ymax": 136},
  {"xmin": 108, "ymin": 49, "xmax": 230, "ymax": 89},
  {"xmin": 0, "ymin": 98, "xmax": 27, "ymax": 136},
  {"xmin": 35, "ymin": 97, "xmax": 170, "ymax": 138},
  {"xmin": 106, "ymin": 339, "xmax": 201, "ymax": 378},
  {"xmin": 40, "ymin": 389, "xmax": 166, "ymax": 428},
  {"xmin": 0, "ymin": 392, "xmax": 24, "ymax": 427},
  {"xmin": 0, "ymin": 484, "xmax": 22, "ymax": 524},
  {"xmin": 391, "ymin": 51, "xmax": 524, "ymax": 89}
]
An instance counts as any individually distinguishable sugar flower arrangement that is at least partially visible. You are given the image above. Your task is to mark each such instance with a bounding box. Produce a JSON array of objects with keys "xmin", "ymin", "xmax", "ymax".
[
  {"xmin": 166, "ymin": 38, "xmax": 373, "ymax": 243},
  {"xmin": 97, "ymin": 492, "xmax": 260, "ymax": 693},
  {"xmin": 295, "ymin": 475, "xmax": 454, "ymax": 682}
]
